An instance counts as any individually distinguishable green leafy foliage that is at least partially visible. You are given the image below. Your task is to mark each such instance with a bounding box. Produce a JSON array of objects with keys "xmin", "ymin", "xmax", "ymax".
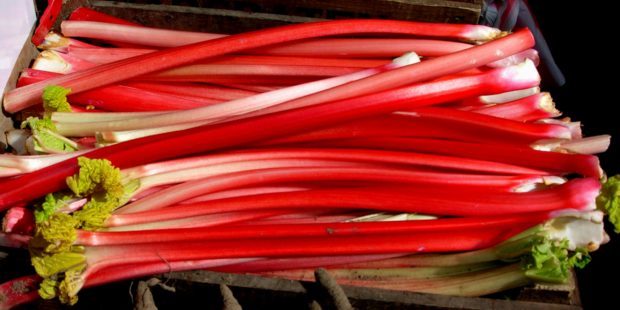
[
  {"xmin": 597, "ymin": 175, "xmax": 620, "ymax": 232},
  {"xmin": 523, "ymin": 238, "xmax": 590, "ymax": 283},
  {"xmin": 42, "ymin": 85, "xmax": 72, "ymax": 113},
  {"xmin": 21, "ymin": 117, "xmax": 77, "ymax": 153},
  {"xmin": 34, "ymin": 191, "xmax": 75, "ymax": 223}
]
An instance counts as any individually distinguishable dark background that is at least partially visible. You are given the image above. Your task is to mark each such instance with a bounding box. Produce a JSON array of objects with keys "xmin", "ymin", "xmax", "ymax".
[{"xmin": 529, "ymin": 1, "xmax": 619, "ymax": 308}]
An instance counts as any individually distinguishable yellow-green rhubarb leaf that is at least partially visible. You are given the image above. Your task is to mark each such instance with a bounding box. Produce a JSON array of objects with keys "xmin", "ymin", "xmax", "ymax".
[
  {"xmin": 30, "ymin": 250, "xmax": 86, "ymax": 278},
  {"xmin": 21, "ymin": 117, "xmax": 77, "ymax": 153},
  {"xmin": 29, "ymin": 213, "xmax": 79, "ymax": 254},
  {"xmin": 42, "ymin": 85, "xmax": 72, "ymax": 113},
  {"xmin": 34, "ymin": 191, "xmax": 76, "ymax": 223},
  {"xmin": 66, "ymin": 157, "xmax": 131, "ymax": 229},
  {"xmin": 38, "ymin": 277, "xmax": 59, "ymax": 300},
  {"xmin": 597, "ymin": 175, "xmax": 620, "ymax": 232}
]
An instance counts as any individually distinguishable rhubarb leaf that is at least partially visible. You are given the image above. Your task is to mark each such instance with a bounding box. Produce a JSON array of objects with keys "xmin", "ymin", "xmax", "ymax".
[
  {"xmin": 34, "ymin": 191, "xmax": 75, "ymax": 223},
  {"xmin": 67, "ymin": 157, "xmax": 132, "ymax": 229},
  {"xmin": 42, "ymin": 85, "xmax": 72, "ymax": 113},
  {"xmin": 32, "ymin": 252, "xmax": 86, "ymax": 305},
  {"xmin": 38, "ymin": 277, "xmax": 59, "ymax": 300},
  {"xmin": 523, "ymin": 238, "xmax": 589, "ymax": 283},
  {"xmin": 58, "ymin": 265, "xmax": 86, "ymax": 305},
  {"xmin": 66, "ymin": 157, "xmax": 124, "ymax": 198},
  {"xmin": 72, "ymin": 196, "xmax": 120, "ymax": 230},
  {"xmin": 21, "ymin": 117, "xmax": 77, "ymax": 153},
  {"xmin": 30, "ymin": 250, "xmax": 85, "ymax": 278},
  {"xmin": 29, "ymin": 213, "xmax": 78, "ymax": 254},
  {"xmin": 596, "ymin": 175, "xmax": 620, "ymax": 232}
]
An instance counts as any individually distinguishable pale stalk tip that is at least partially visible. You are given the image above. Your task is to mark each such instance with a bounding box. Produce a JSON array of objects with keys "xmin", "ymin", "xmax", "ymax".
[
  {"xmin": 538, "ymin": 92, "xmax": 560, "ymax": 115},
  {"xmin": 392, "ymin": 52, "xmax": 421, "ymax": 66},
  {"xmin": 33, "ymin": 51, "xmax": 71, "ymax": 74}
]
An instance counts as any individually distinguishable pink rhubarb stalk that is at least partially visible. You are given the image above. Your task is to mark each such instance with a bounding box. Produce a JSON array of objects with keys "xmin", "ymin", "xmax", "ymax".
[
  {"xmin": 2, "ymin": 207, "xmax": 35, "ymax": 234},
  {"xmin": 104, "ymin": 209, "xmax": 295, "ymax": 232},
  {"xmin": 294, "ymin": 137, "xmax": 602, "ymax": 178},
  {"xmin": 470, "ymin": 93, "xmax": 560, "ymax": 121},
  {"xmin": 253, "ymin": 38, "xmax": 472, "ymax": 57},
  {"xmin": 395, "ymin": 106, "xmax": 571, "ymax": 141},
  {"xmin": 268, "ymin": 110, "xmax": 570, "ymax": 146},
  {"xmin": 34, "ymin": 50, "xmax": 363, "ymax": 80},
  {"xmin": 60, "ymin": 20, "xmax": 500, "ymax": 49},
  {"xmin": 61, "ymin": 20, "xmax": 226, "ymax": 47},
  {"xmin": 104, "ymin": 179, "xmax": 597, "ymax": 227},
  {"xmin": 66, "ymin": 228, "xmax": 513, "ymax": 298},
  {"xmin": 68, "ymin": 47, "xmax": 388, "ymax": 68},
  {"xmin": 120, "ymin": 148, "xmax": 546, "ymax": 180},
  {"xmin": 124, "ymin": 82, "xmax": 258, "ymax": 101},
  {"xmin": 0, "ymin": 29, "xmax": 535, "ymax": 209},
  {"xmin": 57, "ymin": 58, "xmax": 538, "ymax": 138},
  {"xmin": 52, "ymin": 53, "xmax": 419, "ymax": 135},
  {"xmin": 19, "ymin": 69, "xmax": 219, "ymax": 111},
  {"xmin": 115, "ymin": 166, "xmax": 555, "ymax": 215},
  {"xmin": 68, "ymin": 7, "xmax": 140, "ymax": 26},
  {"xmin": 3, "ymin": 23, "xmax": 531, "ymax": 113},
  {"xmin": 80, "ymin": 213, "xmax": 552, "ymax": 246},
  {"xmin": 37, "ymin": 32, "xmax": 97, "ymax": 53}
]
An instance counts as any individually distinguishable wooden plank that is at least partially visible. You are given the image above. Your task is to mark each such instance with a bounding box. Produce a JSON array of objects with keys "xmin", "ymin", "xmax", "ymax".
[
  {"xmin": 91, "ymin": 0, "xmax": 482, "ymax": 30},
  {"xmin": 217, "ymin": 0, "xmax": 483, "ymax": 23},
  {"xmin": 91, "ymin": 1, "xmax": 325, "ymax": 33},
  {"xmin": 166, "ymin": 270, "xmax": 582, "ymax": 310}
]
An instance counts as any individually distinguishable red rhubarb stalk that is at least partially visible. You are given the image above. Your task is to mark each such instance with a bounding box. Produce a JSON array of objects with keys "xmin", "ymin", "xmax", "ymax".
[
  {"xmin": 61, "ymin": 20, "xmax": 226, "ymax": 47},
  {"xmin": 268, "ymin": 111, "xmax": 569, "ymax": 146},
  {"xmin": 181, "ymin": 186, "xmax": 310, "ymax": 204},
  {"xmin": 115, "ymin": 166, "xmax": 554, "ymax": 214},
  {"xmin": 470, "ymin": 93, "xmax": 560, "ymax": 121},
  {"xmin": 315, "ymin": 137, "xmax": 603, "ymax": 178},
  {"xmin": 56, "ymin": 58, "xmax": 537, "ymax": 137},
  {"xmin": 68, "ymin": 47, "xmax": 388, "ymax": 68},
  {"xmin": 252, "ymin": 38, "xmax": 472, "ymax": 58},
  {"xmin": 287, "ymin": 137, "xmax": 603, "ymax": 178},
  {"xmin": 31, "ymin": 0, "xmax": 62, "ymax": 45},
  {"xmin": 4, "ymin": 20, "xmax": 519, "ymax": 112},
  {"xmin": 214, "ymin": 254, "xmax": 404, "ymax": 273},
  {"xmin": 395, "ymin": 106, "xmax": 570, "ymax": 141},
  {"xmin": 486, "ymin": 49, "xmax": 540, "ymax": 68},
  {"xmin": 105, "ymin": 179, "xmax": 597, "ymax": 227},
  {"xmin": 85, "ymin": 258, "xmax": 257, "ymax": 287},
  {"xmin": 68, "ymin": 7, "xmax": 140, "ymax": 26},
  {"xmin": 124, "ymin": 82, "xmax": 258, "ymax": 101},
  {"xmin": 242, "ymin": 46, "xmax": 539, "ymax": 118},
  {"xmin": 0, "ymin": 275, "xmax": 41, "ymax": 309},
  {"xmin": 60, "ymin": 20, "xmax": 500, "ymax": 49},
  {"xmin": 37, "ymin": 32, "xmax": 97, "ymax": 52},
  {"xmin": 18, "ymin": 69, "xmax": 219, "ymax": 111},
  {"xmin": 77, "ymin": 229, "xmax": 514, "ymax": 280},
  {"xmin": 66, "ymin": 46, "xmax": 155, "ymax": 63},
  {"xmin": 0, "ymin": 232, "xmax": 31, "ymax": 248},
  {"xmin": 53, "ymin": 52, "xmax": 419, "ymax": 135},
  {"xmin": 0, "ymin": 29, "xmax": 535, "ymax": 209},
  {"xmin": 104, "ymin": 209, "xmax": 295, "ymax": 231},
  {"xmin": 131, "ymin": 159, "xmax": 368, "ymax": 197},
  {"xmin": 81, "ymin": 213, "xmax": 551, "ymax": 246},
  {"xmin": 457, "ymin": 86, "xmax": 540, "ymax": 108},
  {"xmin": 33, "ymin": 50, "xmax": 363, "ymax": 79},
  {"xmin": 120, "ymin": 148, "xmax": 546, "ymax": 180}
]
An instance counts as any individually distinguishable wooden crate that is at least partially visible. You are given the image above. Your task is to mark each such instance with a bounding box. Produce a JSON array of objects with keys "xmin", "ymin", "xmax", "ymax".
[
  {"xmin": 71, "ymin": 0, "xmax": 484, "ymax": 33},
  {"xmin": 1, "ymin": 1, "xmax": 582, "ymax": 308}
]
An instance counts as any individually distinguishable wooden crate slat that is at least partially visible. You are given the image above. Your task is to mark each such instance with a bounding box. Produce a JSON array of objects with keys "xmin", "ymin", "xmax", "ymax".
[
  {"xmin": 89, "ymin": 0, "xmax": 482, "ymax": 31},
  {"xmin": 91, "ymin": 1, "xmax": 325, "ymax": 33}
]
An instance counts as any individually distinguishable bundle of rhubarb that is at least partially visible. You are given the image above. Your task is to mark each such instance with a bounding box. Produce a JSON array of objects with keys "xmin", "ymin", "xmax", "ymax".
[{"xmin": 0, "ymin": 7, "xmax": 618, "ymax": 308}]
